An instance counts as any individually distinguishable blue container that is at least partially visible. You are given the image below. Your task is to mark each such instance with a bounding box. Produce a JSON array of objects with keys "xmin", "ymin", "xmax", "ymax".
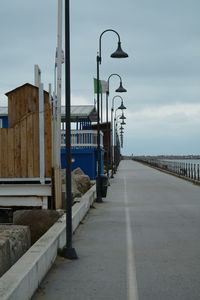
[{"xmin": 61, "ymin": 147, "xmax": 104, "ymax": 180}]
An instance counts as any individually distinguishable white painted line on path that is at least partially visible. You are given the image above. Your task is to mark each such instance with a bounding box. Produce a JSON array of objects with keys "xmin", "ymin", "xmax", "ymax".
[{"xmin": 124, "ymin": 176, "xmax": 139, "ymax": 300}]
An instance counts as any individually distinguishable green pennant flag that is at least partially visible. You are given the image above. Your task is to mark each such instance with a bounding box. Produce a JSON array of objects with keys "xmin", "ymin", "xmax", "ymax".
[{"xmin": 93, "ymin": 78, "xmax": 108, "ymax": 94}]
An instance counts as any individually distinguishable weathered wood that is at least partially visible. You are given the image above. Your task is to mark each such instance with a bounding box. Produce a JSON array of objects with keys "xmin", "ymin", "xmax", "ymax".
[
  {"xmin": 7, "ymin": 83, "xmax": 39, "ymax": 127},
  {"xmin": 14, "ymin": 123, "xmax": 21, "ymax": 177},
  {"xmin": 1, "ymin": 83, "xmax": 52, "ymax": 179},
  {"xmin": 54, "ymin": 167, "xmax": 62, "ymax": 209},
  {"xmin": 20, "ymin": 117, "xmax": 27, "ymax": 177},
  {"xmin": 27, "ymin": 113, "xmax": 34, "ymax": 177},
  {"xmin": 1, "ymin": 129, "xmax": 8, "ymax": 177},
  {"xmin": 7, "ymin": 128, "xmax": 14, "ymax": 177},
  {"xmin": 45, "ymin": 99, "xmax": 52, "ymax": 177},
  {"xmin": 33, "ymin": 113, "xmax": 39, "ymax": 177}
]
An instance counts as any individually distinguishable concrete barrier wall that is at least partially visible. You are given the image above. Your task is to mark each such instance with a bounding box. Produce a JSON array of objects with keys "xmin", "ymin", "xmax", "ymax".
[{"xmin": 0, "ymin": 184, "xmax": 96, "ymax": 300}]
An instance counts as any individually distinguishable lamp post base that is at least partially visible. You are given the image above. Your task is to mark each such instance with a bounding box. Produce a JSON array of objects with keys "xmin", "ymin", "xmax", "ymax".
[
  {"xmin": 61, "ymin": 246, "xmax": 78, "ymax": 260},
  {"xmin": 96, "ymin": 175, "xmax": 103, "ymax": 203},
  {"xmin": 96, "ymin": 196, "xmax": 103, "ymax": 203}
]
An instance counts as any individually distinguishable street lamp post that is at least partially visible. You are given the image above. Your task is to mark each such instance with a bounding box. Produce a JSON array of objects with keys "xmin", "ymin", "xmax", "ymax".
[
  {"xmin": 114, "ymin": 113, "xmax": 126, "ymax": 171},
  {"xmin": 105, "ymin": 73, "xmax": 127, "ymax": 178},
  {"xmin": 96, "ymin": 29, "xmax": 128, "ymax": 202},
  {"xmin": 111, "ymin": 95, "xmax": 126, "ymax": 177},
  {"xmin": 61, "ymin": 0, "xmax": 78, "ymax": 259},
  {"xmin": 114, "ymin": 116, "xmax": 126, "ymax": 169}
]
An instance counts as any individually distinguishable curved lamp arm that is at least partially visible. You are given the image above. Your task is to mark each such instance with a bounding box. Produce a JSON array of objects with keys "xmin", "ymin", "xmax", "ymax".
[
  {"xmin": 98, "ymin": 29, "xmax": 121, "ymax": 63},
  {"xmin": 111, "ymin": 95, "xmax": 123, "ymax": 111},
  {"xmin": 98, "ymin": 29, "xmax": 128, "ymax": 64},
  {"xmin": 107, "ymin": 73, "xmax": 122, "ymax": 91}
]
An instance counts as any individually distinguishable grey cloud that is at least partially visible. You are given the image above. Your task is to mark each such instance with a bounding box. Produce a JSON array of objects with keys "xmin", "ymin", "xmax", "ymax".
[{"xmin": 0, "ymin": 0, "xmax": 200, "ymax": 154}]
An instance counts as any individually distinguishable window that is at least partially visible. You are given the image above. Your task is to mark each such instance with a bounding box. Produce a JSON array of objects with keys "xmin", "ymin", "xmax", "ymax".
[{"xmin": 0, "ymin": 119, "xmax": 2, "ymax": 128}]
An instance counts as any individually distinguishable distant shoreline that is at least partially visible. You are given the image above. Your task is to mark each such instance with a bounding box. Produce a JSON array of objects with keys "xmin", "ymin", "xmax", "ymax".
[{"xmin": 123, "ymin": 155, "xmax": 200, "ymax": 160}]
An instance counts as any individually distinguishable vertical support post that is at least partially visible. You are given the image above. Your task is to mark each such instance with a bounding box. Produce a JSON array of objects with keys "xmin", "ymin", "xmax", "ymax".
[
  {"xmin": 111, "ymin": 107, "xmax": 114, "ymax": 178},
  {"xmin": 96, "ymin": 54, "xmax": 103, "ymax": 202},
  {"xmin": 106, "ymin": 92, "xmax": 109, "ymax": 178},
  {"xmin": 114, "ymin": 117, "xmax": 117, "ymax": 173},
  {"xmin": 34, "ymin": 65, "xmax": 41, "ymax": 87},
  {"xmin": 100, "ymin": 92, "xmax": 103, "ymax": 123},
  {"xmin": 192, "ymin": 164, "xmax": 194, "ymax": 179},
  {"xmin": 39, "ymin": 83, "xmax": 45, "ymax": 184},
  {"xmin": 48, "ymin": 84, "xmax": 52, "ymax": 103},
  {"xmin": 61, "ymin": 0, "xmax": 78, "ymax": 259},
  {"xmin": 52, "ymin": 91, "xmax": 56, "ymax": 168},
  {"xmin": 55, "ymin": 0, "xmax": 63, "ymax": 168}
]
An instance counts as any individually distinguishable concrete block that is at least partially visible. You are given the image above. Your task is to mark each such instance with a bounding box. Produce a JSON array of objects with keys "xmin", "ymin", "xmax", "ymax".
[
  {"xmin": 0, "ymin": 225, "xmax": 31, "ymax": 277},
  {"xmin": 13, "ymin": 210, "xmax": 63, "ymax": 245},
  {"xmin": 0, "ymin": 238, "xmax": 10, "ymax": 277}
]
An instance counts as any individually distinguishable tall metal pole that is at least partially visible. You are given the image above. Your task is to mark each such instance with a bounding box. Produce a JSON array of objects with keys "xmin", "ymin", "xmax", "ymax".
[
  {"xmin": 62, "ymin": 0, "xmax": 78, "ymax": 259},
  {"xmin": 110, "ymin": 106, "xmax": 114, "ymax": 178},
  {"xmin": 106, "ymin": 91, "xmax": 109, "ymax": 178},
  {"xmin": 96, "ymin": 53, "xmax": 103, "ymax": 202}
]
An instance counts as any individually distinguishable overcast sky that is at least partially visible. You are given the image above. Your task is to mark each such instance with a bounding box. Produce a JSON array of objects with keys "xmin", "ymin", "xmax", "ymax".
[{"xmin": 0, "ymin": 0, "xmax": 200, "ymax": 155}]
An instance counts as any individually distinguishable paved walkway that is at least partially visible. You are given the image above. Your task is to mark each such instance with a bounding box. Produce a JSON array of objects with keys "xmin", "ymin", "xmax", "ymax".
[{"xmin": 33, "ymin": 160, "xmax": 200, "ymax": 300}]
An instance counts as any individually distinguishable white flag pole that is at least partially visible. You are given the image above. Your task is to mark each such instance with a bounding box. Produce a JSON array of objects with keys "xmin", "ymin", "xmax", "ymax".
[{"xmin": 55, "ymin": 0, "xmax": 63, "ymax": 168}]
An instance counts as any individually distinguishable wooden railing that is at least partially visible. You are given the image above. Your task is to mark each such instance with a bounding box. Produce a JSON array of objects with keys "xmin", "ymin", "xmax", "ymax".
[{"xmin": 61, "ymin": 130, "xmax": 103, "ymax": 148}]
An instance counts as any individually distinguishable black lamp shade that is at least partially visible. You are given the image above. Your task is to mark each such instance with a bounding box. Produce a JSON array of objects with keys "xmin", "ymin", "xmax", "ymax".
[
  {"xmin": 121, "ymin": 120, "xmax": 126, "ymax": 125},
  {"xmin": 111, "ymin": 42, "xmax": 128, "ymax": 58},
  {"xmin": 118, "ymin": 101, "xmax": 126, "ymax": 110},
  {"xmin": 119, "ymin": 112, "xmax": 126, "ymax": 120},
  {"xmin": 115, "ymin": 81, "xmax": 127, "ymax": 93}
]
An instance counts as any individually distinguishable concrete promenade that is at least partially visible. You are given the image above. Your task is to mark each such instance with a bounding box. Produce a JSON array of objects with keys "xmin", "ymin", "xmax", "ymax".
[{"xmin": 33, "ymin": 160, "xmax": 200, "ymax": 300}]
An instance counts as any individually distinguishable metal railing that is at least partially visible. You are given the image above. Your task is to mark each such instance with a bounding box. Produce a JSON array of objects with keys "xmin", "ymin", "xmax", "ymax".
[
  {"xmin": 134, "ymin": 157, "xmax": 200, "ymax": 182},
  {"xmin": 61, "ymin": 129, "xmax": 103, "ymax": 148}
]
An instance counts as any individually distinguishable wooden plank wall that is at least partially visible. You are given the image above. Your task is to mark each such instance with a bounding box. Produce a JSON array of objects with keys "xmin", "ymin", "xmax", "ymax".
[
  {"xmin": 44, "ymin": 97, "xmax": 52, "ymax": 177},
  {"xmin": 1, "ymin": 84, "xmax": 52, "ymax": 179},
  {"xmin": 0, "ymin": 113, "xmax": 39, "ymax": 178},
  {"xmin": 8, "ymin": 85, "xmax": 39, "ymax": 128}
]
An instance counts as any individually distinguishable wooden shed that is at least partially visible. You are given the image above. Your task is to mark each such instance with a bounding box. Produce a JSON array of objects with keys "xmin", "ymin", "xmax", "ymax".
[{"xmin": 0, "ymin": 83, "xmax": 52, "ymax": 180}]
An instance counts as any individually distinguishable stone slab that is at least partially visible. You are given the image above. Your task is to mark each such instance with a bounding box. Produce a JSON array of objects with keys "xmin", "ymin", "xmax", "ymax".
[{"xmin": 0, "ymin": 225, "xmax": 31, "ymax": 277}]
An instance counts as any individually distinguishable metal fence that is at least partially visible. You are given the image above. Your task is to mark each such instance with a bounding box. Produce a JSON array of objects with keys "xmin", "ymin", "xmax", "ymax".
[
  {"xmin": 61, "ymin": 129, "xmax": 103, "ymax": 148},
  {"xmin": 134, "ymin": 158, "xmax": 200, "ymax": 182}
]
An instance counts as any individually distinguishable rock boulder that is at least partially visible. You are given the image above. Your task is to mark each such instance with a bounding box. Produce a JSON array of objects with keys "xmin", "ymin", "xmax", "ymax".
[
  {"xmin": 13, "ymin": 209, "xmax": 63, "ymax": 245},
  {"xmin": 0, "ymin": 225, "xmax": 31, "ymax": 276}
]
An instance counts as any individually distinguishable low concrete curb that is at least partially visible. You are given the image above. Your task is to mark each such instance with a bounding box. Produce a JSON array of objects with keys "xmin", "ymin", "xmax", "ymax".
[{"xmin": 0, "ymin": 184, "xmax": 96, "ymax": 300}]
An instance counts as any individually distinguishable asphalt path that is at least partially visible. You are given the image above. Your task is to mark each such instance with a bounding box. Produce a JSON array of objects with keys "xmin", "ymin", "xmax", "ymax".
[{"xmin": 33, "ymin": 160, "xmax": 200, "ymax": 300}]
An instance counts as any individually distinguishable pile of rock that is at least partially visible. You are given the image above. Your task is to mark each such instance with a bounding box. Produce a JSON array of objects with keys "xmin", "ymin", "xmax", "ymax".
[
  {"xmin": 13, "ymin": 209, "xmax": 63, "ymax": 245},
  {"xmin": 62, "ymin": 167, "xmax": 93, "ymax": 202}
]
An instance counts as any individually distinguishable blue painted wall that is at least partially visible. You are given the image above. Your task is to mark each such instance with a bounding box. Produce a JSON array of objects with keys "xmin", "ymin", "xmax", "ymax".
[
  {"xmin": 61, "ymin": 147, "xmax": 104, "ymax": 180},
  {"xmin": 0, "ymin": 116, "xmax": 8, "ymax": 128}
]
